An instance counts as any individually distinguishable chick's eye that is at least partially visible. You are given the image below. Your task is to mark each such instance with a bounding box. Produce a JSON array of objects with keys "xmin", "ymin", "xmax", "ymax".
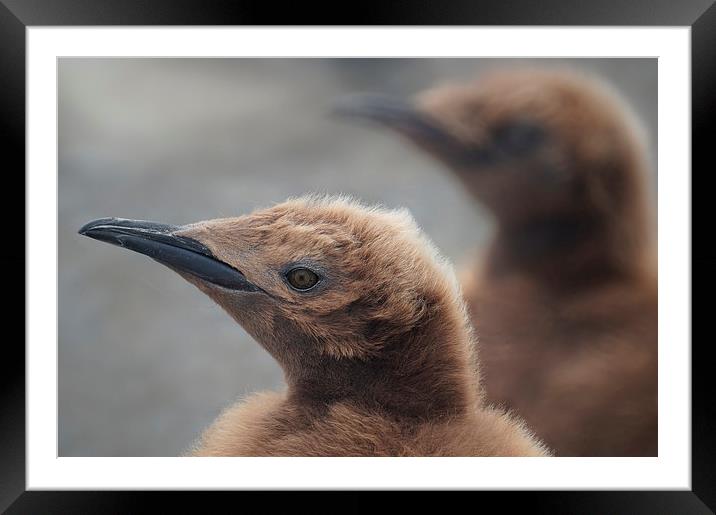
[
  {"xmin": 286, "ymin": 267, "xmax": 320, "ymax": 291},
  {"xmin": 493, "ymin": 120, "xmax": 545, "ymax": 156}
]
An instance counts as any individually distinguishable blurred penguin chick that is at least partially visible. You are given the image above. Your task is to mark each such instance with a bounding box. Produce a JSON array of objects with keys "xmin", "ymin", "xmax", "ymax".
[
  {"xmin": 80, "ymin": 196, "xmax": 548, "ymax": 456},
  {"xmin": 336, "ymin": 69, "xmax": 657, "ymax": 456}
]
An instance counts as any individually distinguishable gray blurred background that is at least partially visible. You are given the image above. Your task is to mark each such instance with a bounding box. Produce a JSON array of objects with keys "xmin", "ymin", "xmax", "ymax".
[{"xmin": 59, "ymin": 58, "xmax": 656, "ymax": 456}]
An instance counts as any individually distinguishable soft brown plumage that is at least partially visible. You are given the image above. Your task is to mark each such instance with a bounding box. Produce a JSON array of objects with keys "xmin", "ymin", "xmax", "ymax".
[
  {"xmin": 337, "ymin": 69, "xmax": 657, "ymax": 456},
  {"xmin": 80, "ymin": 196, "xmax": 548, "ymax": 456}
]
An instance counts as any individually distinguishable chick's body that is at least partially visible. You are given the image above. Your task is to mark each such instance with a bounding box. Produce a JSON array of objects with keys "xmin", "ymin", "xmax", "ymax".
[
  {"xmin": 191, "ymin": 390, "xmax": 545, "ymax": 457},
  {"xmin": 339, "ymin": 69, "xmax": 658, "ymax": 456}
]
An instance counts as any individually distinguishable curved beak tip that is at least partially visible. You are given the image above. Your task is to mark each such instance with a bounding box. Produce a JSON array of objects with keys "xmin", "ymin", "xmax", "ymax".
[{"xmin": 78, "ymin": 217, "xmax": 117, "ymax": 236}]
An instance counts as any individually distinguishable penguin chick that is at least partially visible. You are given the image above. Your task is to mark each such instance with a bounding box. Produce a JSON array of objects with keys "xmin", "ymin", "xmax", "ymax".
[
  {"xmin": 79, "ymin": 195, "xmax": 549, "ymax": 457},
  {"xmin": 335, "ymin": 69, "xmax": 657, "ymax": 456}
]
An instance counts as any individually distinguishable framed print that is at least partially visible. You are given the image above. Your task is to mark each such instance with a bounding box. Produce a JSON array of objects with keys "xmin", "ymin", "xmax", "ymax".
[{"xmin": 2, "ymin": 0, "xmax": 713, "ymax": 511}]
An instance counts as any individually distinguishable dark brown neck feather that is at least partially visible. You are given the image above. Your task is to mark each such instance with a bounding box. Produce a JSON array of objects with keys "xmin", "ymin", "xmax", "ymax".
[
  {"xmin": 486, "ymin": 211, "xmax": 641, "ymax": 290},
  {"xmin": 284, "ymin": 307, "xmax": 477, "ymax": 421}
]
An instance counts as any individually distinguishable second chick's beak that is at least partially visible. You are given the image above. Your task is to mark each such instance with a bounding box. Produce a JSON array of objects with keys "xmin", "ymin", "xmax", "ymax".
[
  {"xmin": 78, "ymin": 217, "xmax": 259, "ymax": 292},
  {"xmin": 331, "ymin": 93, "xmax": 499, "ymax": 168},
  {"xmin": 331, "ymin": 93, "xmax": 456, "ymax": 145}
]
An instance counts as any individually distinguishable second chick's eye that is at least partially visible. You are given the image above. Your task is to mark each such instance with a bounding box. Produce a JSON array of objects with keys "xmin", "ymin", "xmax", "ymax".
[
  {"xmin": 286, "ymin": 267, "xmax": 320, "ymax": 291},
  {"xmin": 493, "ymin": 120, "xmax": 545, "ymax": 157}
]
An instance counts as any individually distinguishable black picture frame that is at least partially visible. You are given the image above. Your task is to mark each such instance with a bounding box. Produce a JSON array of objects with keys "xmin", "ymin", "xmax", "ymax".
[{"xmin": 2, "ymin": 1, "xmax": 712, "ymax": 512}]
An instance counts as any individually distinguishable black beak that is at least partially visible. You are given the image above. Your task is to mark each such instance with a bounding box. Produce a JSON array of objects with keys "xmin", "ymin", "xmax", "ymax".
[
  {"xmin": 78, "ymin": 218, "xmax": 258, "ymax": 292},
  {"xmin": 331, "ymin": 93, "xmax": 461, "ymax": 150},
  {"xmin": 331, "ymin": 93, "xmax": 493, "ymax": 167}
]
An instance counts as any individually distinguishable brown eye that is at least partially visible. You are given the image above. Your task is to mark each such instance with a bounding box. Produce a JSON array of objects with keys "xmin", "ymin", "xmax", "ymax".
[{"xmin": 286, "ymin": 267, "xmax": 320, "ymax": 291}]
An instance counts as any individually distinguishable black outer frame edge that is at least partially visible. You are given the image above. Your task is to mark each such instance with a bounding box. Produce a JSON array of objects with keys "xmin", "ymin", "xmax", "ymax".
[
  {"xmin": 0, "ymin": 0, "xmax": 714, "ymax": 25},
  {"xmin": 691, "ymin": 1, "xmax": 716, "ymax": 512},
  {"xmin": 0, "ymin": 1, "xmax": 26, "ymax": 514},
  {"xmin": 1, "ymin": 0, "xmax": 714, "ymax": 512},
  {"xmin": 1, "ymin": 491, "xmax": 715, "ymax": 514}
]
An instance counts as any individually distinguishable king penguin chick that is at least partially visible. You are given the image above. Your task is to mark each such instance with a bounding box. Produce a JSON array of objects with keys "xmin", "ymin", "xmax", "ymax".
[
  {"xmin": 79, "ymin": 195, "xmax": 549, "ymax": 457},
  {"xmin": 334, "ymin": 69, "xmax": 657, "ymax": 456}
]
